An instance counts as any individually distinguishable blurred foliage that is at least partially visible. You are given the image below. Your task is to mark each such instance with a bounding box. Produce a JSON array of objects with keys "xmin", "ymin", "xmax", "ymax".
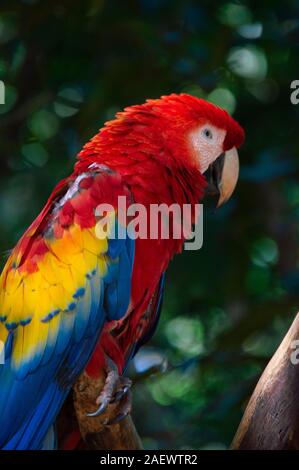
[{"xmin": 1, "ymin": 0, "xmax": 299, "ymax": 450}]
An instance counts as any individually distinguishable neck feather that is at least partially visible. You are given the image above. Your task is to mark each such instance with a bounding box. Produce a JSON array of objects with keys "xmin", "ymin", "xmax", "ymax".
[{"xmin": 75, "ymin": 120, "xmax": 206, "ymax": 207}]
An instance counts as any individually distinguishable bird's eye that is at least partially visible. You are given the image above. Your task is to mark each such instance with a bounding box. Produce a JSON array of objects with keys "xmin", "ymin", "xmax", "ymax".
[{"xmin": 202, "ymin": 128, "xmax": 213, "ymax": 140}]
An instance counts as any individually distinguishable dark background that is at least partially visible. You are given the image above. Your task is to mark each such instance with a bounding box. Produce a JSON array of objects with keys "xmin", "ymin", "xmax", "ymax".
[{"xmin": 0, "ymin": 0, "xmax": 299, "ymax": 450}]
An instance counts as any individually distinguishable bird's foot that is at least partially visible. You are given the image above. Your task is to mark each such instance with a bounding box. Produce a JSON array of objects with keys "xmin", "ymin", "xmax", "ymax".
[{"xmin": 86, "ymin": 357, "xmax": 132, "ymax": 424}]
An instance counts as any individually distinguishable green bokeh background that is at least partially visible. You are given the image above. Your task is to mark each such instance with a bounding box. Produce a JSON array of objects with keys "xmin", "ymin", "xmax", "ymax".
[{"xmin": 1, "ymin": 0, "xmax": 299, "ymax": 450}]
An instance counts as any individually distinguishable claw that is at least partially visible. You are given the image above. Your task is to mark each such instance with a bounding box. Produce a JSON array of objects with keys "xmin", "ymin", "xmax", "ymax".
[
  {"xmin": 111, "ymin": 385, "xmax": 131, "ymax": 404},
  {"xmin": 108, "ymin": 390, "xmax": 132, "ymax": 425},
  {"xmin": 86, "ymin": 401, "xmax": 108, "ymax": 417},
  {"xmin": 107, "ymin": 412, "xmax": 128, "ymax": 425}
]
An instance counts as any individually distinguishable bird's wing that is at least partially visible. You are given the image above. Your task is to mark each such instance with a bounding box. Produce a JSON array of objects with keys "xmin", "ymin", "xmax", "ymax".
[{"xmin": 0, "ymin": 165, "xmax": 134, "ymax": 450}]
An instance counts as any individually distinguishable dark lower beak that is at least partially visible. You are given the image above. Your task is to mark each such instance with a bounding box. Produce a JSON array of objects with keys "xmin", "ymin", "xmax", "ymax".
[{"xmin": 203, "ymin": 147, "xmax": 239, "ymax": 207}]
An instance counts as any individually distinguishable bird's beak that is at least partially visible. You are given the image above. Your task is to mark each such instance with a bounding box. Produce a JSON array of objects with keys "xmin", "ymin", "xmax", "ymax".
[{"xmin": 203, "ymin": 147, "xmax": 239, "ymax": 208}]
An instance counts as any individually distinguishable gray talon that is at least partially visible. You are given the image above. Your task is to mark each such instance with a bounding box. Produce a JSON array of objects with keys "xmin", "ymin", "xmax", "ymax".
[
  {"xmin": 108, "ymin": 389, "xmax": 132, "ymax": 425},
  {"xmin": 107, "ymin": 412, "xmax": 128, "ymax": 425},
  {"xmin": 86, "ymin": 401, "xmax": 108, "ymax": 417},
  {"xmin": 111, "ymin": 385, "xmax": 130, "ymax": 404}
]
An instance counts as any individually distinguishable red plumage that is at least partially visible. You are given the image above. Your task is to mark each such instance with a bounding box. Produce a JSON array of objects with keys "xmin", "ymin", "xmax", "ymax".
[{"xmin": 73, "ymin": 94, "xmax": 244, "ymax": 375}]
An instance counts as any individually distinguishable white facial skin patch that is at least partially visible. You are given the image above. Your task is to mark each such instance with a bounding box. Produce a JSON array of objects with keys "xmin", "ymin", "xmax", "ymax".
[{"xmin": 188, "ymin": 123, "xmax": 226, "ymax": 173}]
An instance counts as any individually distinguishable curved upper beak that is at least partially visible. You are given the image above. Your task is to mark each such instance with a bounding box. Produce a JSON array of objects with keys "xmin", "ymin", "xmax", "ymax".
[{"xmin": 203, "ymin": 147, "xmax": 239, "ymax": 208}]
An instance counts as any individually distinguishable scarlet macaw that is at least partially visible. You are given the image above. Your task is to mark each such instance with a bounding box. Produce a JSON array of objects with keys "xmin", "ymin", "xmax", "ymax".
[{"xmin": 0, "ymin": 94, "xmax": 244, "ymax": 449}]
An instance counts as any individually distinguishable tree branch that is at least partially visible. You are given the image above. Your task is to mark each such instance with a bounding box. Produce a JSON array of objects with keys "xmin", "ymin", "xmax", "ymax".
[
  {"xmin": 58, "ymin": 370, "xmax": 143, "ymax": 450},
  {"xmin": 231, "ymin": 312, "xmax": 299, "ymax": 450}
]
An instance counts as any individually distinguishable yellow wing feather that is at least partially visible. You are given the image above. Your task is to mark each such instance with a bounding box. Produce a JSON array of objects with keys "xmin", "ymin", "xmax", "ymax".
[{"xmin": 0, "ymin": 224, "xmax": 109, "ymax": 371}]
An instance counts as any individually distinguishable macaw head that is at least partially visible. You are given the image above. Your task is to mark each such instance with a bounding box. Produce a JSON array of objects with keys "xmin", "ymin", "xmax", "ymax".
[
  {"xmin": 78, "ymin": 93, "xmax": 245, "ymax": 207},
  {"xmin": 125, "ymin": 93, "xmax": 245, "ymax": 207},
  {"xmin": 168, "ymin": 94, "xmax": 245, "ymax": 207}
]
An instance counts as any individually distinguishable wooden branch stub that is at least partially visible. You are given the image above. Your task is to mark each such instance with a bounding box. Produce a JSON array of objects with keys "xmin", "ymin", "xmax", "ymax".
[
  {"xmin": 73, "ymin": 371, "xmax": 143, "ymax": 450},
  {"xmin": 82, "ymin": 414, "xmax": 143, "ymax": 451},
  {"xmin": 232, "ymin": 312, "xmax": 299, "ymax": 450}
]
